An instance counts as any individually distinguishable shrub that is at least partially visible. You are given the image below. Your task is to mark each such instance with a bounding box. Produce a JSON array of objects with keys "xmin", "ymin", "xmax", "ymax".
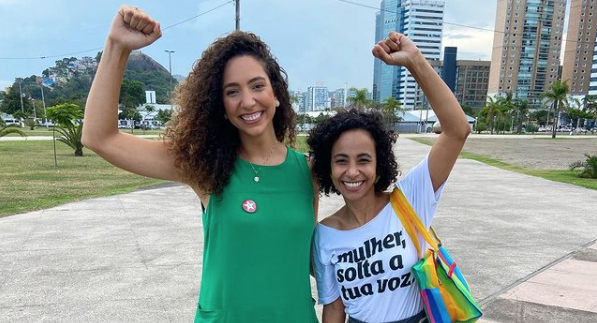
[{"xmin": 569, "ymin": 154, "xmax": 597, "ymax": 179}]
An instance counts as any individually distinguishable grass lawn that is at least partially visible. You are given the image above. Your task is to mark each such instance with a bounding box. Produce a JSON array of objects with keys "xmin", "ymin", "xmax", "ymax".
[
  {"xmin": 0, "ymin": 140, "xmax": 163, "ymax": 217},
  {"xmin": 409, "ymin": 137, "xmax": 597, "ymax": 190}
]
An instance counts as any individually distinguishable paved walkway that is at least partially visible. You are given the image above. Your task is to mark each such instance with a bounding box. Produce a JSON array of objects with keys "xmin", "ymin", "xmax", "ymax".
[{"xmin": 1, "ymin": 138, "xmax": 596, "ymax": 322}]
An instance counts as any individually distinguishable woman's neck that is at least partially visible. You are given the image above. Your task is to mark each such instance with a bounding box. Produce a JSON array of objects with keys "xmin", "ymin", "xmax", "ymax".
[
  {"xmin": 238, "ymin": 130, "xmax": 283, "ymax": 165},
  {"xmin": 343, "ymin": 192, "xmax": 389, "ymax": 227}
]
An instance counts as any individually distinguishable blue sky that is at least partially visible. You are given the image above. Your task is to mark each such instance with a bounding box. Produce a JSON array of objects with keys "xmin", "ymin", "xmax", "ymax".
[{"xmin": 0, "ymin": 0, "xmax": 501, "ymax": 93}]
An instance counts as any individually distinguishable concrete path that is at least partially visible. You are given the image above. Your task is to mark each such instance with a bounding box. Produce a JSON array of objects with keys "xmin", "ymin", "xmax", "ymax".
[{"xmin": 1, "ymin": 138, "xmax": 596, "ymax": 322}]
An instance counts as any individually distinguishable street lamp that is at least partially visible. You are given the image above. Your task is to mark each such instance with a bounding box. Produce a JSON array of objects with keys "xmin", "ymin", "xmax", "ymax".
[{"xmin": 164, "ymin": 50, "xmax": 175, "ymax": 76}]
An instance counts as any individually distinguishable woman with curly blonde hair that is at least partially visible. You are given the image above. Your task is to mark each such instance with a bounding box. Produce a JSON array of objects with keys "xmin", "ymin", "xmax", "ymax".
[{"xmin": 83, "ymin": 5, "xmax": 319, "ymax": 323}]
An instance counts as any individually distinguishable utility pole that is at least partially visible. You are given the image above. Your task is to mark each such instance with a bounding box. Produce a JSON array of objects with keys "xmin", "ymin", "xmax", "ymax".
[
  {"xmin": 17, "ymin": 78, "xmax": 24, "ymax": 113},
  {"xmin": 164, "ymin": 50, "xmax": 175, "ymax": 76},
  {"xmin": 235, "ymin": 0, "xmax": 240, "ymax": 30},
  {"xmin": 39, "ymin": 84, "xmax": 47, "ymax": 124}
]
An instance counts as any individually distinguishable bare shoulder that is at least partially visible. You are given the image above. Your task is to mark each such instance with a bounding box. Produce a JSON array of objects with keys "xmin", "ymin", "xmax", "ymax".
[{"xmin": 319, "ymin": 208, "xmax": 346, "ymax": 230}]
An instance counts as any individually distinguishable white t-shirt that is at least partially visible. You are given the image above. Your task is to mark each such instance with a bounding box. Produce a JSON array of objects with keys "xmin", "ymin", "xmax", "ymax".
[{"xmin": 313, "ymin": 155, "xmax": 445, "ymax": 322}]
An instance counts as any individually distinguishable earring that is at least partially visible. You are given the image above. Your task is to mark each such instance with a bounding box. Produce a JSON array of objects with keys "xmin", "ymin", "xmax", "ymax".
[
  {"xmin": 375, "ymin": 176, "xmax": 380, "ymax": 184},
  {"xmin": 275, "ymin": 100, "xmax": 280, "ymax": 107},
  {"xmin": 224, "ymin": 114, "xmax": 228, "ymax": 120}
]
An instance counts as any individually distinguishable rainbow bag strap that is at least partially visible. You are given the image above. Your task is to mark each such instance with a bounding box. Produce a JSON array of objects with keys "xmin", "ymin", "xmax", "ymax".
[{"xmin": 389, "ymin": 187, "xmax": 439, "ymax": 258}]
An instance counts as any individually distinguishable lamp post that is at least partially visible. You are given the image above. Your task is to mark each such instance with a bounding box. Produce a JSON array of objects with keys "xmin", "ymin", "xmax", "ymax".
[{"xmin": 164, "ymin": 50, "xmax": 175, "ymax": 76}]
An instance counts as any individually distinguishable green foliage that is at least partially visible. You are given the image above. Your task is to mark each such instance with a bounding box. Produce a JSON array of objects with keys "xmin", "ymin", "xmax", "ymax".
[
  {"xmin": 24, "ymin": 119, "xmax": 36, "ymax": 130},
  {"xmin": 52, "ymin": 75, "xmax": 92, "ymax": 108},
  {"xmin": 120, "ymin": 79, "xmax": 145, "ymax": 110},
  {"xmin": 156, "ymin": 109, "xmax": 172, "ymax": 125},
  {"xmin": 47, "ymin": 103, "xmax": 83, "ymax": 128},
  {"xmin": 55, "ymin": 123, "xmax": 84, "ymax": 156},
  {"xmin": 314, "ymin": 113, "xmax": 330, "ymax": 124},
  {"xmin": 0, "ymin": 85, "xmax": 32, "ymax": 115},
  {"xmin": 530, "ymin": 110, "xmax": 548, "ymax": 126},
  {"xmin": 494, "ymin": 119, "xmax": 509, "ymax": 133},
  {"xmin": 513, "ymin": 99, "xmax": 529, "ymax": 134},
  {"xmin": 382, "ymin": 96, "xmax": 404, "ymax": 126},
  {"xmin": 0, "ymin": 125, "xmax": 26, "ymax": 138},
  {"xmin": 525, "ymin": 124, "xmax": 538, "ymax": 133},
  {"xmin": 348, "ymin": 88, "xmax": 372, "ymax": 111},
  {"xmin": 569, "ymin": 154, "xmax": 597, "ymax": 179},
  {"xmin": 474, "ymin": 122, "xmax": 487, "ymax": 133},
  {"xmin": 124, "ymin": 70, "xmax": 176, "ymax": 104},
  {"xmin": 479, "ymin": 95, "xmax": 504, "ymax": 134},
  {"xmin": 540, "ymin": 80, "xmax": 570, "ymax": 138},
  {"xmin": 12, "ymin": 111, "xmax": 28, "ymax": 120}
]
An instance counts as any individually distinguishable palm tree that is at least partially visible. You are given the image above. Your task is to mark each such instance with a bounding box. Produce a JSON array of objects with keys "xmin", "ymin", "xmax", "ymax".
[
  {"xmin": 569, "ymin": 154, "xmax": 597, "ymax": 179},
  {"xmin": 513, "ymin": 99, "xmax": 529, "ymax": 134},
  {"xmin": 382, "ymin": 96, "xmax": 404, "ymax": 127},
  {"xmin": 56, "ymin": 123, "xmax": 84, "ymax": 156},
  {"xmin": 540, "ymin": 80, "xmax": 569, "ymax": 138},
  {"xmin": 348, "ymin": 88, "xmax": 371, "ymax": 111},
  {"xmin": 583, "ymin": 95, "xmax": 597, "ymax": 129},
  {"xmin": 0, "ymin": 125, "xmax": 26, "ymax": 138},
  {"xmin": 479, "ymin": 95, "xmax": 504, "ymax": 135}
]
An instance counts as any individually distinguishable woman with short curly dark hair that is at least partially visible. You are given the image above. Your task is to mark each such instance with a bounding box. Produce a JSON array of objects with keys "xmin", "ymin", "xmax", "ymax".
[
  {"xmin": 309, "ymin": 32, "xmax": 471, "ymax": 323},
  {"xmin": 82, "ymin": 5, "xmax": 318, "ymax": 323},
  {"xmin": 307, "ymin": 109, "xmax": 399, "ymax": 196}
]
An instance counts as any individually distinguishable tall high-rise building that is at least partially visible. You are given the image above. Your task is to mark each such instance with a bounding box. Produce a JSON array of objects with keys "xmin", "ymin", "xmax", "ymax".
[
  {"xmin": 488, "ymin": 0, "xmax": 566, "ymax": 106},
  {"xmin": 442, "ymin": 47, "xmax": 458, "ymax": 91},
  {"xmin": 562, "ymin": 0, "xmax": 597, "ymax": 96},
  {"xmin": 591, "ymin": 33, "xmax": 597, "ymax": 95},
  {"xmin": 373, "ymin": 0, "xmax": 444, "ymax": 109},
  {"xmin": 331, "ymin": 86, "xmax": 349, "ymax": 108},
  {"xmin": 307, "ymin": 84, "xmax": 329, "ymax": 111}
]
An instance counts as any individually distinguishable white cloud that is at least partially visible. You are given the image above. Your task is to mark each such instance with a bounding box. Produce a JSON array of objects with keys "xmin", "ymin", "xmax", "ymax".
[{"xmin": 443, "ymin": 27, "xmax": 494, "ymax": 60}]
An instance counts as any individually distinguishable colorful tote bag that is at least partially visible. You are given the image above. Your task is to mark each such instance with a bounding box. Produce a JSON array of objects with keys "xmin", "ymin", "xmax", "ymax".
[{"xmin": 390, "ymin": 188, "xmax": 482, "ymax": 323}]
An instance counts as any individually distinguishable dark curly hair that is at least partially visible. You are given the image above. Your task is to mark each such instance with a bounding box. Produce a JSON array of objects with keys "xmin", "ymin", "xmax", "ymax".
[
  {"xmin": 165, "ymin": 31, "xmax": 296, "ymax": 196},
  {"xmin": 307, "ymin": 109, "xmax": 399, "ymax": 196}
]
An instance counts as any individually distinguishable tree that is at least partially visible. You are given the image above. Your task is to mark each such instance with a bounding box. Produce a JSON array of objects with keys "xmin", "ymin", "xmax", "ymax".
[
  {"xmin": 0, "ymin": 85, "xmax": 32, "ymax": 115},
  {"xmin": 530, "ymin": 110, "xmax": 548, "ymax": 127},
  {"xmin": 540, "ymin": 80, "xmax": 569, "ymax": 138},
  {"xmin": 119, "ymin": 79, "xmax": 145, "ymax": 110},
  {"xmin": 347, "ymin": 88, "xmax": 371, "ymax": 111},
  {"xmin": 142, "ymin": 104, "xmax": 155, "ymax": 130},
  {"xmin": 583, "ymin": 95, "xmax": 597, "ymax": 129},
  {"xmin": 381, "ymin": 96, "xmax": 404, "ymax": 127},
  {"xmin": 479, "ymin": 95, "xmax": 504, "ymax": 135},
  {"xmin": 55, "ymin": 124, "xmax": 84, "ymax": 157},
  {"xmin": 46, "ymin": 103, "xmax": 85, "ymax": 156},
  {"xmin": 0, "ymin": 125, "xmax": 26, "ymax": 138},
  {"xmin": 512, "ymin": 99, "xmax": 529, "ymax": 134},
  {"xmin": 156, "ymin": 109, "xmax": 172, "ymax": 126}
]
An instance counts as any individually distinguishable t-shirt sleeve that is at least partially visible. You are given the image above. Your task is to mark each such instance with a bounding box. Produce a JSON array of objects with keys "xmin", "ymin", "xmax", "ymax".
[
  {"xmin": 396, "ymin": 153, "xmax": 445, "ymax": 228},
  {"xmin": 312, "ymin": 226, "xmax": 341, "ymax": 305}
]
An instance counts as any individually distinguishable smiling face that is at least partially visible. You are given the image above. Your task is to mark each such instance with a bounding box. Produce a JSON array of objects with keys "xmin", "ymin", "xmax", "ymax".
[
  {"xmin": 330, "ymin": 129, "xmax": 378, "ymax": 203},
  {"xmin": 222, "ymin": 55, "xmax": 277, "ymax": 139}
]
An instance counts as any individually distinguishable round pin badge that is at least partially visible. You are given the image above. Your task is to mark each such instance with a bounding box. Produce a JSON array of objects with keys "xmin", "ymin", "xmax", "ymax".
[{"xmin": 242, "ymin": 199, "xmax": 257, "ymax": 213}]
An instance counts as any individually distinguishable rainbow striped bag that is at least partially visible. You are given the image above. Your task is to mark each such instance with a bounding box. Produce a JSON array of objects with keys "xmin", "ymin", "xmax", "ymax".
[{"xmin": 390, "ymin": 188, "xmax": 482, "ymax": 323}]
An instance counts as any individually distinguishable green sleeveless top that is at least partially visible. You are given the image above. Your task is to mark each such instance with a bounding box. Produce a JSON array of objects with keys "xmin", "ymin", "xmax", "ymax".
[{"xmin": 195, "ymin": 147, "xmax": 318, "ymax": 323}]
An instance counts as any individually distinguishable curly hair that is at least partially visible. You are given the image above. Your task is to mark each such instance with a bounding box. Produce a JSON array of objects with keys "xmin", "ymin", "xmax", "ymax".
[
  {"xmin": 165, "ymin": 31, "xmax": 296, "ymax": 196},
  {"xmin": 307, "ymin": 109, "xmax": 399, "ymax": 196}
]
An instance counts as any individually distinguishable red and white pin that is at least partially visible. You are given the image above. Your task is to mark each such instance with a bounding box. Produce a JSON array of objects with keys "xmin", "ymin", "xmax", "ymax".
[{"xmin": 242, "ymin": 199, "xmax": 257, "ymax": 213}]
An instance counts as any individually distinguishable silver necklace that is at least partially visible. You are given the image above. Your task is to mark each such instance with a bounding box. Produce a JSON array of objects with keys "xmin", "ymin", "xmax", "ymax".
[{"xmin": 248, "ymin": 145, "xmax": 274, "ymax": 183}]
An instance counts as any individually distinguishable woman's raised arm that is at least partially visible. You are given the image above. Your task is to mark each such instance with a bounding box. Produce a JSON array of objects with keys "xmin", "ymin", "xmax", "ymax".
[{"xmin": 82, "ymin": 5, "xmax": 180, "ymax": 182}]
